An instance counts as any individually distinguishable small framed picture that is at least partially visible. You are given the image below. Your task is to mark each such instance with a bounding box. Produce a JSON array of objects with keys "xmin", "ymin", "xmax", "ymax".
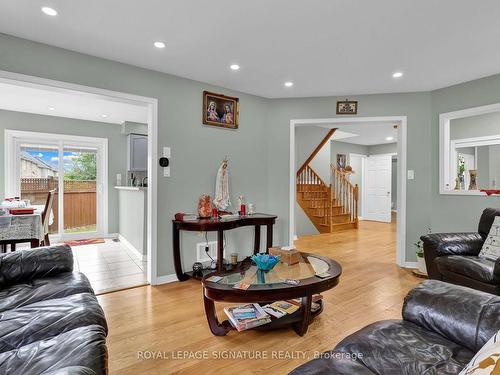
[
  {"xmin": 203, "ymin": 91, "xmax": 239, "ymax": 129},
  {"xmin": 336, "ymin": 100, "xmax": 358, "ymax": 115},
  {"xmin": 337, "ymin": 154, "xmax": 347, "ymax": 169}
]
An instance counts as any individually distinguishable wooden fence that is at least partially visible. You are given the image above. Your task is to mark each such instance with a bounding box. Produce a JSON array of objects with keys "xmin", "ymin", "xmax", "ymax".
[{"xmin": 21, "ymin": 178, "xmax": 96, "ymax": 233}]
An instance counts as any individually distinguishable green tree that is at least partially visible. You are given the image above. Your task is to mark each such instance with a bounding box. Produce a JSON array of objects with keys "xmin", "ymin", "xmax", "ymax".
[{"xmin": 64, "ymin": 153, "xmax": 96, "ymax": 180}]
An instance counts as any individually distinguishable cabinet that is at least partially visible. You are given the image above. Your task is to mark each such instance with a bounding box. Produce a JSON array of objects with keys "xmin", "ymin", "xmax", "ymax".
[{"xmin": 127, "ymin": 134, "xmax": 147, "ymax": 171}]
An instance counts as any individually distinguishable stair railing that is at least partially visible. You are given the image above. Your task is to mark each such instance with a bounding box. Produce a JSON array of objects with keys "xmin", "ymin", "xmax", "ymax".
[{"xmin": 330, "ymin": 164, "xmax": 359, "ymax": 225}]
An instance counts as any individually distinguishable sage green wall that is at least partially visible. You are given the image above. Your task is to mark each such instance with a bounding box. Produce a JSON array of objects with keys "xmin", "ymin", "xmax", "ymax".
[
  {"xmin": 3, "ymin": 32, "xmax": 500, "ymax": 269},
  {"xmin": 330, "ymin": 141, "xmax": 369, "ymax": 165},
  {"xmin": 267, "ymin": 93, "xmax": 433, "ymax": 262},
  {"xmin": 368, "ymin": 142, "xmax": 397, "ymax": 155},
  {"xmin": 0, "ymin": 109, "xmax": 127, "ymax": 233},
  {"xmin": 430, "ymin": 74, "xmax": 500, "ymax": 233},
  {"xmin": 451, "ymin": 111, "xmax": 500, "ymax": 140},
  {"xmin": 0, "ymin": 33, "xmax": 269, "ymax": 277}
]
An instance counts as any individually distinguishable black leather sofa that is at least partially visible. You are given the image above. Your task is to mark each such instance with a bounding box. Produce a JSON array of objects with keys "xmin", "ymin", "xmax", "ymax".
[
  {"xmin": 0, "ymin": 245, "xmax": 108, "ymax": 375},
  {"xmin": 421, "ymin": 208, "xmax": 500, "ymax": 295},
  {"xmin": 290, "ymin": 280, "xmax": 500, "ymax": 374}
]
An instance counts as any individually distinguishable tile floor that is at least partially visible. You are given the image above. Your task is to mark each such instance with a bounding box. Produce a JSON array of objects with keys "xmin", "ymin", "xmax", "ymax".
[{"xmin": 70, "ymin": 239, "xmax": 148, "ymax": 294}]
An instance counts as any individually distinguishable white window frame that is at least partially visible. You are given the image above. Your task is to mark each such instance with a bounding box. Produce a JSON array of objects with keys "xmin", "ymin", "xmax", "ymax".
[
  {"xmin": 439, "ymin": 102, "xmax": 500, "ymax": 196},
  {"xmin": 5, "ymin": 129, "xmax": 108, "ymax": 241}
]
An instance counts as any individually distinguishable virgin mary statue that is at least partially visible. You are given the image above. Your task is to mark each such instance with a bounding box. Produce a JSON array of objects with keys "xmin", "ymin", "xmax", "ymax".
[{"xmin": 213, "ymin": 159, "xmax": 231, "ymax": 211}]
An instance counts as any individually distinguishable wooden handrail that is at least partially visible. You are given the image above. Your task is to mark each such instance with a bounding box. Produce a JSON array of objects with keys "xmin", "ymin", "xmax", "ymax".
[{"xmin": 297, "ymin": 128, "xmax": 337, "ymax": 176}]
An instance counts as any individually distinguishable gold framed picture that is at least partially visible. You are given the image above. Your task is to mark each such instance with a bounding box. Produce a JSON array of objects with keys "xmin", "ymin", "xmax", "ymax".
[
  {"xmin": 203, "ymin": 91, "xmax": 239, "ymax": 129},
  {"xmin": 336, "ymin": 100, "xmax": 358, "ymax": 115}
]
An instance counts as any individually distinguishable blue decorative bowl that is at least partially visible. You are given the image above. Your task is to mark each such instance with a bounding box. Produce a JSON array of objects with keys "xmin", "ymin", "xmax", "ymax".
[{"xmin": 251, "ymin": 253, "xmax": 281, "ymax": 272}]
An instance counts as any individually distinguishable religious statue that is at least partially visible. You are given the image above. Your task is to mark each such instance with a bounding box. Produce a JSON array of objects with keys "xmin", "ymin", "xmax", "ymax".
[{"xmin": 213, "ymin": 158, "xmax": 231, "ymax": 211}]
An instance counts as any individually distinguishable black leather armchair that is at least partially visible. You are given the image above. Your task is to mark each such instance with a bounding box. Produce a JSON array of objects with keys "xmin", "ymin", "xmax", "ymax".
[
  {"xmin": 0, "ymin": 245, "xmax": 108, "ymax": 375},
  {"xmin": 421, "ymin": 208, "xmax": 500, "ymax": 295},
  {"xmin": 290, "ymin": 280, "xmax": 500, "ymax": 374}
]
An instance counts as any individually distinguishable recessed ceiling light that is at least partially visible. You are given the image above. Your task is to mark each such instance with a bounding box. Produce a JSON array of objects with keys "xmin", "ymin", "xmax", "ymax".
[
  {"xmin": 230, "ymin": 64, "xmax": 240, "ymax": 71},
  {"xmin": 41, "ymin": 6, "xmax": 58, "ymax": 16},
  {"xmin": 392, "ymin": 72, "xmax": 403, "ymax": 78},
  {"xmin": 386, "ymin": 136, "xmax": 394, "ymax": 141},
  {"xmin": 101, "ymin": 114, "xmax": 108, "ymax": 118},
  {"xmin": 48, "ymin": 106, "xmax": 55, "ymax": 111},
  {"xmin": 154, "ymin": 41, "xmax": 166, "ymax": 49},
  {"xmin": 284, "ymin": 81, "xmax": 294, "ymax": 87}
]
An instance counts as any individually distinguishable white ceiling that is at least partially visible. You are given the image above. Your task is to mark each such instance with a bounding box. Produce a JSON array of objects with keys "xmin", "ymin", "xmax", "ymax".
[
  {"xmin": 0, "ymin": 1, "xmax": 500, "ymax": 98},
  {"xmin": 319, "ymin": 121, "xmax": 398, "ymax": 145},
  {"xmin": 0, "ymin": 82, "xmax": 149, "ymax": 124}
]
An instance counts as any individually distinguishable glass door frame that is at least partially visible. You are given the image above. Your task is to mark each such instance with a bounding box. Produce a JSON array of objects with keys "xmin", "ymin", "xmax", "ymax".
[{"xmin": 5, "ymin": 130, "xmax": 108, "ymax": 241}]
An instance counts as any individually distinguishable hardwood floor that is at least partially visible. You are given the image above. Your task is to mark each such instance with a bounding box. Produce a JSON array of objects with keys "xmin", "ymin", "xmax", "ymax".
[{"xmin": 98, "ymin": 219, "xmax": 421, "ymax": 374}]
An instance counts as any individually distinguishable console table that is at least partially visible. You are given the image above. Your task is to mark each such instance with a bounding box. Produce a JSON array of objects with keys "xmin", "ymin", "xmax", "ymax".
[{"xmin": 172, "ymin": 213, "xmax": 277, "ymax": 281}]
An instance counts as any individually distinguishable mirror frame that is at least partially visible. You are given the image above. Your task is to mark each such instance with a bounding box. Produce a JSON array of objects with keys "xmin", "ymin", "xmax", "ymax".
[{"xmin": 439, "ymin": 102, "xmax": 500, "ymax": 195}]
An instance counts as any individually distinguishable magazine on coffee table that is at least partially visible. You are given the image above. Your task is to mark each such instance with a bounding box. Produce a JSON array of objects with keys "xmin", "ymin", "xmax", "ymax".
[{"xmin": 223, "ymin": 303, "xmax": 271, "ymax": 331}]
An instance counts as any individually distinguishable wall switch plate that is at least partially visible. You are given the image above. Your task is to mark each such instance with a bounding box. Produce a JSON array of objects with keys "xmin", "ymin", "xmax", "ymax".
[
  {"xmin": 163, "ymin": 147, "xmax": 171, "ymax": 177},
  {"xmin": 407, "ymin": 170, "xmax": 415, "ymax": 180},
  {"xmin": 196, "ymin": 241, "xmax": 224, "ymax": 263}
]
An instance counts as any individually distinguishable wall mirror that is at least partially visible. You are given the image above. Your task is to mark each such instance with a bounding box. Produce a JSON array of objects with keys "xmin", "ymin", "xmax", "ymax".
[{"xmin": 440, "ymin": 103, "xmax": 500, "ymax": 195}]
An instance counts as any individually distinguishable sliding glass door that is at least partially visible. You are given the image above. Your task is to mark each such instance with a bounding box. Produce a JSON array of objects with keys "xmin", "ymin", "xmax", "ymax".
[
  {"xmin": 6, "ymin": 130, "xmax": 107, "ymax": 240},
  {"xmin": 19, "ymin": 143, "xmax": 60, "ymax": 234},
  {"xmin": 63, "ymin": 145, "xmax": 98, "ymax": 234}
]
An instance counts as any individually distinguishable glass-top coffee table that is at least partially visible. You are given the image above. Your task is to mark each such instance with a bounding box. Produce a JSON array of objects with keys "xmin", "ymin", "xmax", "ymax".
[{"xmin": 202, "ymin": 252, "xmax": 342, "ymax": 336}]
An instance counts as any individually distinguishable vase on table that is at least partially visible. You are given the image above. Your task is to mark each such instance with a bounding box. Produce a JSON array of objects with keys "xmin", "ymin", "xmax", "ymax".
[{"xmin": 468, "ymin": 170, "xmax": 477, "ymax": 190}]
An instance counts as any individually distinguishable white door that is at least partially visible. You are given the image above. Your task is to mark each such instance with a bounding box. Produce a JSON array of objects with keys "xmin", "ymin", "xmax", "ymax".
[{"xmin": 364, "ymin": 154, "xmax": 392, "ymax": 222}]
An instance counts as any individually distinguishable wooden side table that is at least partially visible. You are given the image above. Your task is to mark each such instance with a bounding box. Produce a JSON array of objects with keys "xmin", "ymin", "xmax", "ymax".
[{"xmin": 172, "ymin": 213, "xmax": 277, "ymax": 281}]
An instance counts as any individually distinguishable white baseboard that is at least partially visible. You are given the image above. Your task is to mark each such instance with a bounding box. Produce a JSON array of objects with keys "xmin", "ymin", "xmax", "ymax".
[
  {"xmin": 156, "ymin": 274, "xmax": 179, "ymax": 284},
  {"xmin": 402, "ymin": 261, "xmax": 418, "ymax": 269},
  {"xmin": 118, "ymin": 234, "xmax": 146, "ymax": 261}
]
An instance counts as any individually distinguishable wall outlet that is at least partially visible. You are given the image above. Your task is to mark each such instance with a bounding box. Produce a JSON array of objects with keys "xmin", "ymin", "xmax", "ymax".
[{"xmin": 196, "ymin": 241, "xmax": 224, "ymax": 262}]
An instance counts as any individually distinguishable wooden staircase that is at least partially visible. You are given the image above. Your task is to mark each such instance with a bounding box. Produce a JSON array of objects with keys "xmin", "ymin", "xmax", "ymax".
[{"xmin": 296, "ymin": 130, "xmax": 359, "ymax": 234}]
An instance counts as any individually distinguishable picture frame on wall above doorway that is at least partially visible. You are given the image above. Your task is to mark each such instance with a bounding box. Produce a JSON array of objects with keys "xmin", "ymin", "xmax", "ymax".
[
  {"xmin": 202, "ymin": 91, "xmax": 239, "ymax": 129},
  {"xmin": 336, "ymin": 99, "xmax": 358, "ymax": 115}
]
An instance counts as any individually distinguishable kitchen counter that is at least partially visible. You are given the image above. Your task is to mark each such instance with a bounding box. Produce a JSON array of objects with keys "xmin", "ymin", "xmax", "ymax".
[
  {"xmin": 114, "ymin": 186, "xmax": 147, "ymax": 191},
  {"xmin": 116, "ymin": 186, "xmax": 147, "ymax": 260}
]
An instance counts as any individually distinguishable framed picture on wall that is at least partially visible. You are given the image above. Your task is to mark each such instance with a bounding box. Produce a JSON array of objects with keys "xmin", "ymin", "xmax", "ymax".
[
  {"xmin": 337, "ymin": 154, "xmax": 347, "ymax": 169},
  {"xmin": 203, "ymin": 91, "xmax": 239, "ymax": 129},
  {"xmin": 336, "ymin": 100, "xmax": 358, "ymax": 115}
]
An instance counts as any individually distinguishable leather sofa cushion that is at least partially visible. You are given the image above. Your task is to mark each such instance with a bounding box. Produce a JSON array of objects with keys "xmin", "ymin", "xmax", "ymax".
[
  {"xmin": 0, "ymin": 272, "xmax": 93, "ymax": 313},
  {"xmin": 435, "ymin": 256, "xmax": 500, "ymax": 284},
  {"xmin": 478, "ymin": 208, "xmax": 500, "ymax": 241},
  {"xmin": 0, "ymin": 325, "xmax": 107, "ymax": 375},
  {"xmin": 290, "ymin": 320, "xmax": 473, "ymax": 375},
  {"xmin": 0, "ymin": 245, "xmax": 73, "ymax": 287},
  {"xmin": 41, "ymin": 367, "xmax": 97, "ymax": 375},
  {"xmin": 0, "ymin": 293, "xmax": 107, "ymax": 353}
]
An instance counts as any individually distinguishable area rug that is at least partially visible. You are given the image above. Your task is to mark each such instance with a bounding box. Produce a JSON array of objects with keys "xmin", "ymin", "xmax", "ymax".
[{"xmin": 63, "ymin": 238, "xmax": 105, "ymax": 247}]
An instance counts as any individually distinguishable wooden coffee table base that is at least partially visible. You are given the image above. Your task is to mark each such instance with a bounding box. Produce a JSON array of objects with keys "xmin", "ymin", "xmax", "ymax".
[{"xmin": 203, "ymin": 294, "xmax": 323, "ymax": 337}]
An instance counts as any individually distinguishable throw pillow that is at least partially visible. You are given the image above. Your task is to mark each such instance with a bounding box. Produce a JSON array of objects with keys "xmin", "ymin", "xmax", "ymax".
[
  {"xmin": 459, "ymin": 330, "xmax": 500, "ymax": 374},
  {"xmin": 479, "ymin": 216, "xmax": 500, "ymax": 261}
]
